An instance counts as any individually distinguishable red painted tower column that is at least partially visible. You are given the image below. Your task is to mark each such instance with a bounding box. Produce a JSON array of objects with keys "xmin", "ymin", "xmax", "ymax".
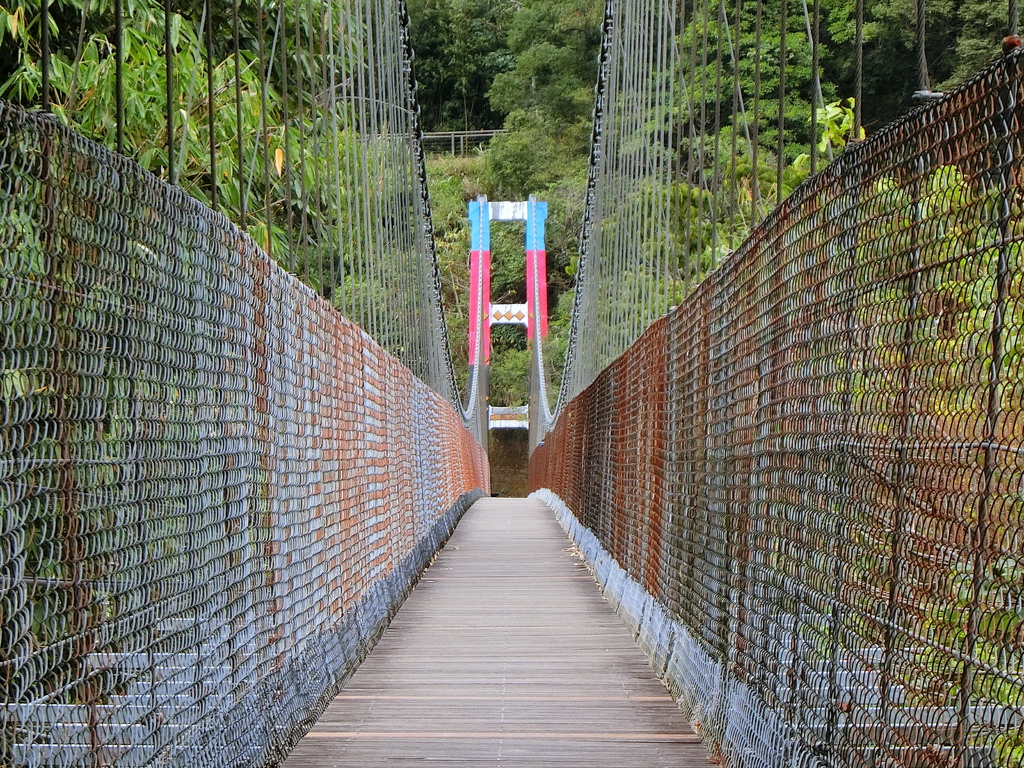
[{"xmin": 468, "ymin": 195, "xmax": 491, "ymax": 447}]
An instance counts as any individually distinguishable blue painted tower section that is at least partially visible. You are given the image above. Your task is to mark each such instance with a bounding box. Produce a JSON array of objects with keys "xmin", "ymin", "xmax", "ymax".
[{"xmin": 526, "ymin": 197, "xmax": 549, "ymax": 340}]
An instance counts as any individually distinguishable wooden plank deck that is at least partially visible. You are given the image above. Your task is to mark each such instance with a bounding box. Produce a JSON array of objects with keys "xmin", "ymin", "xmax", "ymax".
[{"xmin": 282, "ymin": 497, "xmax": 709, "ymax": 767}]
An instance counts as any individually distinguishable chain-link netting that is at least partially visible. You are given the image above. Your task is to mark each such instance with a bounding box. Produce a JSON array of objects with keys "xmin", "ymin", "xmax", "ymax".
[
  {"xmin": 532, "ymin": 52, "xmax": 1024, "ymax": 768},
  {"xmin": 0, "ymin": 101, "xmax": 488, "ymax": 767}
]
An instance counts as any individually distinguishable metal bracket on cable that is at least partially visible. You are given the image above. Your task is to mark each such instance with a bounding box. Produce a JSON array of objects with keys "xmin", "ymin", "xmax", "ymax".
[{"xmin": 912, "ymin": 89, "xmax": 944, "ymax": 102}]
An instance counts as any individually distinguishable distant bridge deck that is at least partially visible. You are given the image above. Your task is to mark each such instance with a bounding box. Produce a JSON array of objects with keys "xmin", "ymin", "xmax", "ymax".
[{"xmin": 283, "ymin": 497, "xmax": 707, "ymax": 767}]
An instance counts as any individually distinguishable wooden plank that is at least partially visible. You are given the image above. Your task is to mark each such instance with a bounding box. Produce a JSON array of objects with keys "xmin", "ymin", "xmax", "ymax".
[{"xmin": 282, "ymin": 497, "xmax": 710, "ymax": 767}]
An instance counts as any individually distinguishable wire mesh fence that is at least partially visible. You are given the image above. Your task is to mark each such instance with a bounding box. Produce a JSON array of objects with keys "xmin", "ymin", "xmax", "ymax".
[
  {"xmin": 0, "ymin": 102, "xmax": 488, "ymax": 767},
  {"xmin": 531, "ymin": 52, "xmax": 1024, "ymax": 768}
]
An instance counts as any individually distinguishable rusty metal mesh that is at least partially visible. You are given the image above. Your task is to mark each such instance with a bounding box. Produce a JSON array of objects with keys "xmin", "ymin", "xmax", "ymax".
[
  {"xmin": 0, "ymin": 103, "xmax": 488, "ymax": 767},
  {"xmin": 532, "ymin": 54, "xmax": 1024, "ymax": 767}
]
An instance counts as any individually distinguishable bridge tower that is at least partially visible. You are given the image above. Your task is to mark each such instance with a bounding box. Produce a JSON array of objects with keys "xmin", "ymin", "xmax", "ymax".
[{"xmin": 467, "ymin": 195, "xmax": 548, "ymax": 448}]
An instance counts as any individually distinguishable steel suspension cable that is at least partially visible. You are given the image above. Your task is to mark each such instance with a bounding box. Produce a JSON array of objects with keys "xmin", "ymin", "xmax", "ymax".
[
  {"xmin": 917, "ymin": 0, "xmax": 930, "ymax": 93},
  {"xmin": 40, "ymin": 0, "xmax": 50, "ymax": 110},
  {"xmin": 165, "ymin": 0, "xmax": 175, "ymax": 183},
  {"xmin": 258, "ymin": 0, "xmax": 272, "ymax": 256},
  {"xmin": 777, "ymin": 0, "xmax": 787, "ymax": 201},
  {"xmin": 64, "ymin": 0, "xmax": 93, "ymax": 115},
  {"xmin": 293, "ymin": 0, "xmax": 310, "ymax": 284},
  {"xmin": 799, "ymin": 0, "xmax": 832, "ymax": 169},
  {"xmin": 751, "ymin": 0, "xmax": 763, "ymax": 213},
  {"xmin": 721, "ymin": 0, "xmax": 756, "ymax": 237},
  {"xmin": 115, "ymin": 0, "xmax": 124, "ymax": 153},
  {"xmin": 326, "ymin": 0, "xmax": 346, "ymax": 314},
  {"xmin": 854, "ymin": 0, "xmax": 863, "ymax": 136},
  {"xmin": 710, "ymin": 0, "xmax": 725, "ymax": 264},
  {"xmin": 808, "ymin": 0, "xmax": 818, "ymax": 173},
  {"xmin": 729, "ymin": 0, "xmax": 741, "ymax": 248},
  {"xmin": 670, "ymin": 0, "xmax": 683, "ymax": 289},
  {"xmin": 685, "ymin": 0, "xmax": 700, "ymax": 288},
  {"xmin": 174, "ymin": 5, "xmax": 209, "ymax": 184},
  {"xmin": 279, "ymin": 3, "xmax": 296, "ymax": 275},
  {"xmin": 352, "ymin": 0, "xmax": 374, "ymax": 340},
  {"xmin": 233, "ymin": 0, "xmax": 244, "ymax": 228},
  {"xmin": 314, "ymin": 0, "xmax": 330, "ymax": 294},
  {"xmin": 655, "ymin": 0, "xmax": 674, "ymax": 312},
  {"xmin": 205, "ymin": 0, "xmax": 217, "ymax": 211}
]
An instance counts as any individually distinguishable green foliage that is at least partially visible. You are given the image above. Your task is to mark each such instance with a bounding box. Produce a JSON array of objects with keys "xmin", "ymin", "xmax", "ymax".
[
  {"xmin": 407, "ymin": 0, "xmax": 515, "ymax": 130},
  {"xmin": 484, "ymin": 111, "xmax": 584, "ymax": 198},
  {"xmin": 0, "ymin": 0, "xmax": 379, "ymax": 279},
  {"xmin": 488, "ymin": 339, "xmax": 530, "ymax": 406},
  {"xmin": 793, "ymin": 97, "xmax": 864, "ymax": 170},
  {"xmin": 486, "ymin": 0, "xmax": 602, "ymax": 123}
]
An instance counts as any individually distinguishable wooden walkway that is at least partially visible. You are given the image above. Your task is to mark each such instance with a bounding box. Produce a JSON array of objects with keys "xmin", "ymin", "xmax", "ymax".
[{"xmin": 283, "ymin": 497, "xmax": 708, "ymax": 767}]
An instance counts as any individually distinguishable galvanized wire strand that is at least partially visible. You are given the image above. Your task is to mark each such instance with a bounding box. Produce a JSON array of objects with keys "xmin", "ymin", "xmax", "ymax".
[
  {"xmin": 751, "ymin": 0, "xmax": 763, "ymax": 212},
  {"xmin": 115, "ymin": 0, "xmax": 124, "ymax": 153},
  {"xmin": 205, "ymin": 0, "xmax": 217, "ymax": 211},
  {"xmin": 326, "ymin": 0, "xmax": 345, "ymax": 314},
  {"xmin": 670, "ymin": 0, "xmax": 684, "ymax": 287},
  {"xmin": 316, "ymin": 0, "xmax": 333, "ymax": 295},
  {"xmin": 389, "ymin": 6, "xmax": 418, "ymax": 362},
  {"xmin": 613, "ymin": 0, "xmax": 633, "ymax": 347},
  {"xmin": 278, "ymin": 4, "xmax": 296, "ymax": 275},
  {"xmin": 40, "ymin": 0, "xmax": 50, "ymax": 110},
  {"xmin": 336, "ymin": 0, "xmax": 357, "ymax": 318},
  {"xmin": 800, "ymin": 0, "xmax": 832, "ymax": 167},
  {"xmin": 174, "ymin": 3, "xmax": 209, "ymax": 184},
  {"xmin": 239, "ymin": 0, "xmax": 272, "ymax": 228},
  {"xmin": 232, "ymin": 0, "xmax": 244, "ymax": 227},
  {"xmin": 639, "ymin": 0, "xmax": 660, "ymax": 339},
  {"xmin": 258, "ymin": 0, "xmax": 272, "ymax": 257},
  {"xmin": 710, "ymin": 0, "xmax": 724, "ymax": 263},
  {"xmin": 165, "ymin": 0, "xmax": 175, "ymax": 183},
  {"xmin": 357, "ymin": 0, "xmax": 374, "ymax": 338},
  {"xmin": 311, "ymin": 0, "xmax": 327, "ymax": 297},
  {"xmin": 64, "ymin": 0, "xmax": 93, "ymax": 114},
  {"xmin": 655, "ymin": 0, "xmax": 674, "ymax": 331},
  {"xmin": 699, "ymin": 0, "xmax": 711, "ymax": 244},
  {"xmin": 613, "ymin": 0, "xmax": 634, "ymax": 346},
  {"xmin": 722, "ymin": 0, "xmax": 753, "ymax": 229},
  {"xmin": 23, "ymin": 0, "xmax": 455, "ymax": 401},
  {"xmin": 776, "ymin": 0, "xmax": 786, "ymax": 197},
  {"xmin": 917, "ymin": 0, "xmax": 930, "ymax": 92},
  {"xmin": 292, "ymin": 0, "xmax": 310, "ymax": 285},
  {"xmin": 554, "ymin": 0, "xmax": 854, "ymax": 421},
  {"xmin": 729, "ymin": 0, "xmax": 741, "ymax": 248},
  {"xmin": 684, "ymin": 0, "xmax": 700, "ymax": 288},
  {"xmin": 365, "ymin": 0, "xmax": 383, "ymax": 344},
  {"xmin": 854, "ymin": 0, "xmax": 863, "ymax": 135},
  {"xmin": 806, "ymin": 0, "xmax": 818, "ymax": 173},
  {"xmin": 653, "ymin": 0, "xmax": 674, "ymax": 314}
]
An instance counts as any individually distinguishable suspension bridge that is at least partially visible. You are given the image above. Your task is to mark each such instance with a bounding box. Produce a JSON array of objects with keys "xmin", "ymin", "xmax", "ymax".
[{"xmin": 1, "ymin": 0, "xmax": 1023, "ymax": 765}]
